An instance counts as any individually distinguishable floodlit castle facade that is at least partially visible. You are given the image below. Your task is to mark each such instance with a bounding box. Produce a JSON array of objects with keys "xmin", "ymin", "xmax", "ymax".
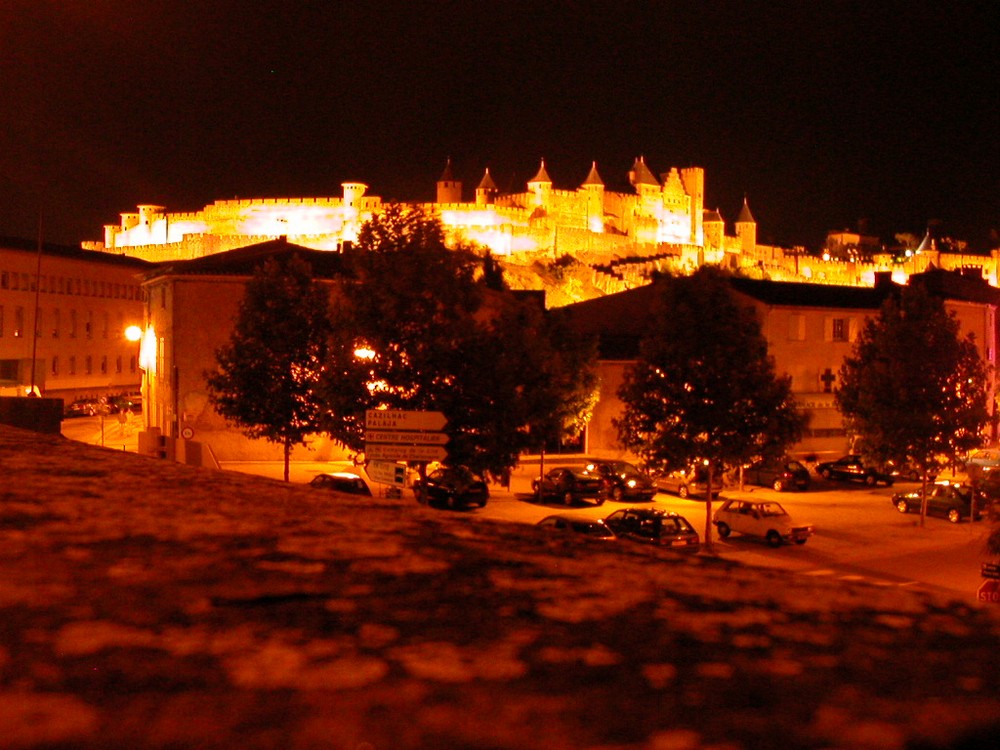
[
  {"xmin": 83, "ymin": 158, "xmax": 764, "ymax": 278},
  {"xmin": 84, "ymin": 158, "xmax": 1000, "ymax": 303}
]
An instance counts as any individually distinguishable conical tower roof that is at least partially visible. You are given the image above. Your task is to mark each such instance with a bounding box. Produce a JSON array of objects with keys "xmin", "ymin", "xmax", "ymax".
[
  {"xmin": 529, "ymin": 159, "xmax": 552, "ymax": 184},
  {"xmin": 581, "ymin": 161, "xmax": 604, "ymax": 187},
  {"xmin": 630, "ymin": 156, "xmax": 659, "ymax": 187},
  {"xmin": 477, "ymin": 168, "xmax": 498, "ymax": 191},
  {"xmin": 438, "ymin": 158, "xmax": 456, "ymax": 182},
  {"xmin": 737, "ymin": 196, "xmax": 756, "ymax": 223},
  {"xmin": 704, "ymin": 207, "xmax": 724, "ymax": 223}
]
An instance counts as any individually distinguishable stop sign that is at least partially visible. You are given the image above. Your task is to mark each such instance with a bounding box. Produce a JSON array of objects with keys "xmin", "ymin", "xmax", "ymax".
[{"xmin": 977, "ymin": 579, "xmax": 1000, "ymax": 604}]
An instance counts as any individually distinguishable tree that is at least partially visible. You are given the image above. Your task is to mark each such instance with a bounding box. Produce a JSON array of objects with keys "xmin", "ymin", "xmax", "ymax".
[
  {"xmin": 205, "ymin": 255, "xmax": 331, "ymax": 482},
  {"xmin": 615, "ymin": 267, "xmax": 804, "ymax": 550},
  {"xmin": 319, "ymin": 204, "xmax": 598, "ymax": 478},
  {"xmin": 836, "ymin": 285, "xmax": 989, "ymax": 525}
]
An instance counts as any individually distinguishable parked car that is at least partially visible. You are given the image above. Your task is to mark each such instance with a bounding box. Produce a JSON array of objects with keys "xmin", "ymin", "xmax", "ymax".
[
  {"xmin": 892, "ymin": 482, "xmax": 983, "ymax": 523},
  {"xmin": 536, "ymin": 514, "xmax": 617, "ymax": 540},
  {"xmin": 413, "ymin": 466, "xmax": 489, "ymax": 509},
  {"xmin": 815, "ymin": 455, "xmax": 894, "ymax": 486},
  {"xmin": 585, "ymin": 460, "xmax": 657, "ymax": 502},
  {"xmin": 603, "ymin": 507, "xmax": 700, "ymax": 553},
  {"xmin": 744, "ymin": 458, "xmax": 810, "ymax": 492},
  {"xmin": 532, "ymin": 467, "xmax": 605, "ymax": 506},
  {"xmin": 309, "ymin": 471, "xmax": 373, "ymax": 496},
  {"xmin": 713, "ymin": 499, "xmax": 814, "ymax": 547},
  {"xmin": 63, "ymin": 398, "xmax": 99, "ymax": 418},
  {"xmin": 655, "ymin": 465, "xmax": 723, "ymax": 499}
]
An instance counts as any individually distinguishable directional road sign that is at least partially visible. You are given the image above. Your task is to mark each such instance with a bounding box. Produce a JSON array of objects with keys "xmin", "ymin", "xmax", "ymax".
[
  {"xmin": 365, "ymin": 410, "xmax": 447, "ymax": 432},
  {"xmin": 366, "ymin": 444, "xmax": 447, "ymax": 462},
  {"xmin": 367, "ymin": 460, "xmax": 407, "ymax": 487},
  {"xmin": 366, "ymin": 430, "xmax": 448, "ymax": 446}
]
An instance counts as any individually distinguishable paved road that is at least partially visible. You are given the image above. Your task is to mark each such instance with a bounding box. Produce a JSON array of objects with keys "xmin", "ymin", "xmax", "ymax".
[{"xmin": 58, "ymin": 418, "xmax": 996, "ymax": 603}]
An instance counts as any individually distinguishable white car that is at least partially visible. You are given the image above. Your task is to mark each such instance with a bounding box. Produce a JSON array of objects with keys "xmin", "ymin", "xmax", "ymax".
[{"xmin": 713, "ymin": 499, "xmax": 813, "ymax": 547}]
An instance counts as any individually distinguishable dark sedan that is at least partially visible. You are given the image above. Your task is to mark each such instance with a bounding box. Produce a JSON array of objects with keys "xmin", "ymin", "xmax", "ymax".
[
  {"xmin": 309, "ymin": 471, "xmax": 373, "ymax": 496},
  {"xmin": 532, "ymin": 467, "xmax": 605, "ymax": 506},
  {"xmin": 816, "ymin": 455, "xmax": 894, "ymax": 486},
  {"xmin": 892, "ymin": 482, "xmax": 983, "ymax": 523},
  {"xmin": 413, "ymin": 466, "xmax": 489, "ymax": 510},
  {"xmin": 536, "ymin": 514, "xmax": 617, "ymax": 540},
  {"xmin": 585, "ymin": 460, "xmax": 657, "ymax": 502},
  {"xmin": 744, "ymin": 458, "xmax": 810, "ymax": 491},
  {"xmin": 603, "ymin": 507, "xmax": 700, "ymax": 553}
]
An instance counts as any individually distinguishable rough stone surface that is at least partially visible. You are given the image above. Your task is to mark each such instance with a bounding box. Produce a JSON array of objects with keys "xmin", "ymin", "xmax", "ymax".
[{"xmin": 1, "ymin": 425, "xmax": 999, "ymax": 749}]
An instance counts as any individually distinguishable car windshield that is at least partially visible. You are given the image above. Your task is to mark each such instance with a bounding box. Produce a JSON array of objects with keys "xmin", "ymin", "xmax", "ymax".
[
  {"xmin": 787, "ymin": 461, "xmax": 806, "ymax": 472},
  {"xmin": 758, "ymin": 502, "xmax": 787, "ymax": 517},
  {"xmin": 662, "ymin": 517, "xmax": 694, "ymax": 533}
]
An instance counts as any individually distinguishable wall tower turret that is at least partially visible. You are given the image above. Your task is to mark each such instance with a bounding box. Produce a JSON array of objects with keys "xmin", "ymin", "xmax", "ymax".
[{"xmin": 436, "ymin": 159, "xmax": 463, "ymax": 204}]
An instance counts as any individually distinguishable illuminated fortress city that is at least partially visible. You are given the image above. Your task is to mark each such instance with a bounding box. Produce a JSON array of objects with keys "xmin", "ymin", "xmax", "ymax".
[{"xmin": 84, "ymin": 158, "xmax": 999, "ymax": 306}]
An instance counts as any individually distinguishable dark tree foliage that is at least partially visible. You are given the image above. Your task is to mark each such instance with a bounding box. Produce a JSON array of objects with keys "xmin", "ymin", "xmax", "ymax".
[
  {"xmin": 205, "ymin": 255, "xmax": 331, "ymax": 481},
  {"xmin": 836, "ymin": 285, "xmax": 989, "ymax": 522},
  {"xmin": 615, "ymin": 267, "xmax": 804, "ymax": 547},
  {"xmin": 319, "ymin": 204, "xmax": 598, "ymax": 478}
]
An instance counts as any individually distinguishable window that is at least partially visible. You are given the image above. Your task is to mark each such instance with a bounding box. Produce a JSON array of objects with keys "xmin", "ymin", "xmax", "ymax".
[
  {"xmin": 85, "ymin": 311, "xmax": 93, "ymax": 339},
  {"xmin": 825, "ymin": 316, "xmax": 854, "ymax": 342},
  {"xmin": 69, "ymin": 356, "xmax": 76, "ymax": 375},
  {"xmin": 116, "ymin": 355, "xmax": 123, "ymax": 374},
  {"xmin": 0, "ymin": 360, "xmax": 19, "ymax": 381},
  {"xmin": 85, "ymin": 356, "xmax": 92, "ymax": 375},
  {"xmin": 34, "ymin": 309, "xmax": 42, "ymax": 337},
  {"xmin": 51, "ymin": 356, "xmax": 59, "ymax": 376},
  {"xmin": 100, "ymin": 355, "xmax": 108, "ymax": 374},
  {"xmin": 14, "ymin": 306, "xmax": 24, "ymax": 337},
  {"xmin": 0, "ymin": 271, "xmax": 8, "ymax": 289},
  {"xmin": 52, "ymin": 308, "xmax": 60, "ymax": 338}
]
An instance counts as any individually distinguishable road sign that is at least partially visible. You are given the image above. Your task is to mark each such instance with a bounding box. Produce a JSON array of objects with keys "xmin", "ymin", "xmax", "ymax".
[
  {"xmin": 365, "ymin": 410, "xmax": 447, "ymax": 432},
  {"xmin": 367, "ymin": 460, "xmax": 407, "ymax": 486},
  {"xmin": 366, "ymin": 430, "xmax": 448, "ymax": 446},
  {"xmin": 366, "ymin": 443, "xmax": 447, "ymax": 462},
  {"xmin": 981, "ymin": 562, "xmax": 1000, "ymax": 580},
  {"xmin": 977, "ymin": 579, "xmax": 1000, "ymax": 604}
]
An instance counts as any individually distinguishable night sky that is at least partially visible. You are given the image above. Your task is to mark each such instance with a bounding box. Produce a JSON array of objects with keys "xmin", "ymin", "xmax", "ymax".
[{"xmin": 2, "ymin": 1, "xmax": 996, "ymax": 250}]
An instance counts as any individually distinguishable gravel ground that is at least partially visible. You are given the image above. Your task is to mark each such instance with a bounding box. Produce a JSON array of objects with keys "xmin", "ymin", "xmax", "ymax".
[{"xmin": 1, "ymin": 425, "xmax": 999, "ymax": 750}]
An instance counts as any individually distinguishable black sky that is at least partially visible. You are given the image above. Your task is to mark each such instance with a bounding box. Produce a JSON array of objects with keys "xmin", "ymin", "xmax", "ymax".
[{"xmin": 1, "ymin": 0, "xmax": 997, "ymax": 249}]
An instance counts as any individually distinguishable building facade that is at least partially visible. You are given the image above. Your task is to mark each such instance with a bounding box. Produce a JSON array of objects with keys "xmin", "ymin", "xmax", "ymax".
[
  {"xmin": 0, "ymin": 237, "xmax": 149, "ymax": 403},
  {"xmin": 135, "ymin": 239, "xmax": 353, "ymax": 465},
  {"xmin": 564, "ymin": 271, "xmax": 999, "ymax": 463}
]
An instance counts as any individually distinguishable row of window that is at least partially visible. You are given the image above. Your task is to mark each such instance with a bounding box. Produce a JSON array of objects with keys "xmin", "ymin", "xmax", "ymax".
[
  {"xmin": 0, "ymin": 269, "xmax": 144, "ymax": 301},
  {"xmin": 0, "ymin": 355, "xmax": 138, "ymax": 383},
  {"xmin": 0, "ymin": 305, "xmax": 129, "ymax": 340},
  {"xmin": 787, "ymin": 314, "xmax": 856, "ymax": 343},
  {"xmin": 50, "ymin": 354, "xmax": 137, "ymax": 377}
]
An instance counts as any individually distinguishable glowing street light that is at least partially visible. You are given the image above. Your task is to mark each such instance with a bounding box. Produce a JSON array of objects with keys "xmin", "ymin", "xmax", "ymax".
[{"xmin": 124, "ymin": 325, "xmax": 143, "ymax": 342}]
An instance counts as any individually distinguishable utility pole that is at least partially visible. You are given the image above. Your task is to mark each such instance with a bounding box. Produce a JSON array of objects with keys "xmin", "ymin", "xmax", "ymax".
[{"xmin": 28, "ymin": 212, "xmax": 43, "ymax": 397}]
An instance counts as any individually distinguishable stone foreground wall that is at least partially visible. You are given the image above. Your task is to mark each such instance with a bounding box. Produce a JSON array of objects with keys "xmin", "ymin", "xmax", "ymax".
[{"xmin": 1, "ymin": 424, "xmax": 999, "ymax": 750}]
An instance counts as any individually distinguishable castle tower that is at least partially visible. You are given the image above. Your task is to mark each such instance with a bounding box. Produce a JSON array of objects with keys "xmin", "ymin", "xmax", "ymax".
[
  {"xmin": 735, "ymin": 196, "xmax": 757, "ymax": 253},
  {"xmin": 527, "ymin": 159, "xmax": 552, "ymax": 210},
  {"xmin": 680, "ymin": 167, "xmax": 705, "ymax": 246},
  {"xmin": 703, "ymin": 207, "xmax": 725, "ymax": 249},
  {"xmin": 436, "ymin": 159, "xmax": 462, "ymax": 204},
  {"xmin": 580, "ymin": 161, "xmax": 605, "ymax": 233},
  {"xmin": 476, "ymin": 168, "xmax": 498, "ymax": 206},
  {"xmin": 342, "ymin": 182, "xmax": 368, "ymax": 209}
]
